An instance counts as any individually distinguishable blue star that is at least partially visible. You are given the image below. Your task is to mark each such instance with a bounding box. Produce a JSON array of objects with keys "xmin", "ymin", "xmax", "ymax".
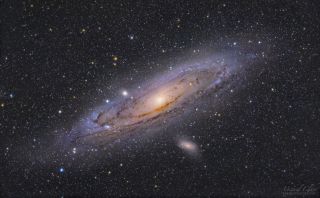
[{"xmin": 59, "ymin": 167, "xmax": 65, "ymax": 173}]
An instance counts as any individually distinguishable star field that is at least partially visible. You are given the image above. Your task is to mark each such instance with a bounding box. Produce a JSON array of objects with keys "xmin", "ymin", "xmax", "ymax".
[{"xmin": 1, "ymin": 0, "xmax": 320, "ymax": 197}]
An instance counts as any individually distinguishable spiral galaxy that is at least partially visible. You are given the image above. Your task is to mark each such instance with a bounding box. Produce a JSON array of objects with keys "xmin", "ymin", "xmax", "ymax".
[{"xmin": 70, "ymin": 54, "xmax": 244, "ymax": 145}]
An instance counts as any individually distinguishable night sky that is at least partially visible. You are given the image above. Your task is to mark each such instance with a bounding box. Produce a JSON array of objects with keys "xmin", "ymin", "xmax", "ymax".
[{"xmin": 1, "ymin": 0, "xmax": 320, "ymax": 197}]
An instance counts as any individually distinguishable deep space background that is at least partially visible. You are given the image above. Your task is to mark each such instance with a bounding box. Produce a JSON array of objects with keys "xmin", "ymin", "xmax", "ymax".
[{"xmin": 1, "ymin": 0, "xmax": 320, "ymax": 197}]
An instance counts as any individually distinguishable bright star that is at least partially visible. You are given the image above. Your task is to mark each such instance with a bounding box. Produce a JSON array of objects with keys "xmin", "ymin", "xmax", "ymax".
[{"xmin": 122, "ymin": 91, "xmax": 128, "ymax": 96}]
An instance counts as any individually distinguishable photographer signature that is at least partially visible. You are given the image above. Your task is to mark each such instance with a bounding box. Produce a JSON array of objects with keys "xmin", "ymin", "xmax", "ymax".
[{"xmin": 283, "ymin": 184, "xmax": 318, "ymax": 196}]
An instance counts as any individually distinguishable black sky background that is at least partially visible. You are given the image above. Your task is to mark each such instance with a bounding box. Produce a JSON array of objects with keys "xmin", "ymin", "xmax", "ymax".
[{"xmin": 1, "ymin": 0, "xmax": 320, "ymax": 197}]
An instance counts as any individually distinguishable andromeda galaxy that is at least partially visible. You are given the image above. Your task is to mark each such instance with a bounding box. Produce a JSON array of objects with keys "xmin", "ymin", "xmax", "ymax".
[{"xmin": 70, "ymin": 54, "xmax": 243, "ymax": 145}]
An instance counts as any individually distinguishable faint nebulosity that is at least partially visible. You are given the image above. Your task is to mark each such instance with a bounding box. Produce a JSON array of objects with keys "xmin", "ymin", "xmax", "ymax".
[{"xmin": 1, "ymin": 1, "xmax": 320, "ymax": 197}]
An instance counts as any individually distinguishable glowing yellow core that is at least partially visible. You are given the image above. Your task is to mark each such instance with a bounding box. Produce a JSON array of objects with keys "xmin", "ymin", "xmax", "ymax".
[{"xmin": 156, "ymin": 96, "xmax": 165, "ymax": 105}]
